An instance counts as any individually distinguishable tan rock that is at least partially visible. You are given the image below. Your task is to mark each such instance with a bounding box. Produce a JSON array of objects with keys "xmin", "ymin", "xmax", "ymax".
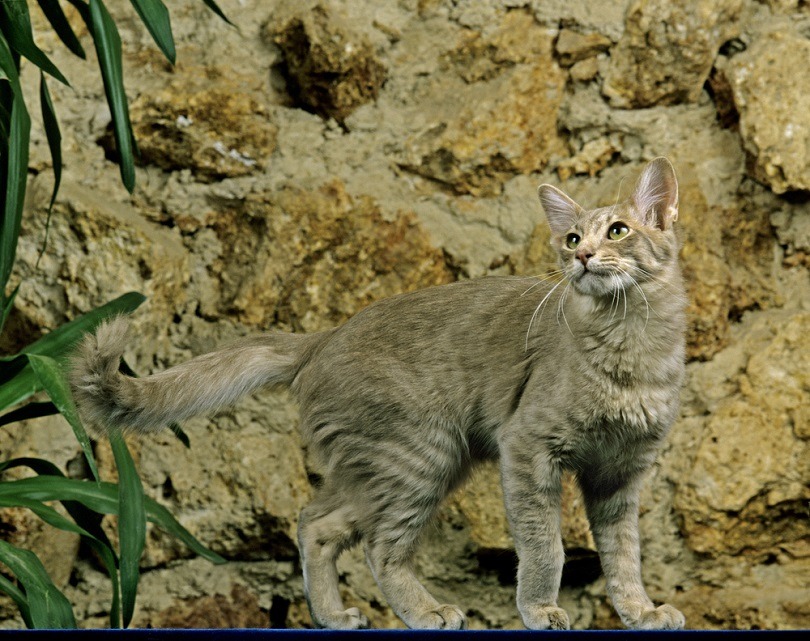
[
  {"xmin": 603, "ymin": 0, "xmax": 743, "ymax": 107},
  {"xmin": 209, "ymin": 180, "xmax": 454, "ymax": 331},
  {"xmin": 569, "ymin": 58, "xmax": 600, "ymax": 82},
  {"xmin": 13, "ymin": 177, "xmax": 189, "ymax": 329},
  {"xmin": 674, "ymin": 310, "xmax": 810, "ymax": 559},
  {"xmin": 150, "ymin": 584, "xmax": 267, "ymax": 628},
  {"xmin": 453, "ymin": 461, "xmax": 595, "ymax": 554},
  {"xmin": 727, "ymin": 30, "xmax": 810, "ymax": 193},
  {"xmin": 269, "ymin": 3, "xmax": 386, "ymax": 124},
  {"xmin": 124, "ymin": 65, "xmax": 277, "ymax": 182},
  {"xmin": 555, "ymin": 29, "xmax": 611, "ymax": 67},
  {"xmin": 404, "ymin": 13, "xmax": 566, "ymax": 196},
  {"xmin": 676, "ymin": 170, "xmax": 780, "ymax": 361}
]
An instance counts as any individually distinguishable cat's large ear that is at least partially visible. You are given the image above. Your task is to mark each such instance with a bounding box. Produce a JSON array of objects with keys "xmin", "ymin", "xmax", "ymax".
[
  {"xmin": 537, "ymin": 184, "xmax": 583, "ymax": 236},
  {"xmin": 631, "ymin": 157, "xmax": 679, "ymax": 230}
]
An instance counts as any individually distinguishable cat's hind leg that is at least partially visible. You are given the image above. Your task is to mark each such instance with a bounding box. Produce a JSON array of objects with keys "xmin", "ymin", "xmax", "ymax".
[
  {"xmin": 358, "ymin": 452, "xmax": 467, "ymax": 630},
  {"xmin": 297, "ymin": 497, "xmax": 366, "ymax": 629},
  {"xmin": 364, "ymin": 540, "xmax": 466, "ymax": 630}
]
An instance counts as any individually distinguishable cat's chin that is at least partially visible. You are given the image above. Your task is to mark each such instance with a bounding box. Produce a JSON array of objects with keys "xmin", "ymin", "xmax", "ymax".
[{"xmin": 571, "ymin": 271, "xmax": 625, "ymax": 297}]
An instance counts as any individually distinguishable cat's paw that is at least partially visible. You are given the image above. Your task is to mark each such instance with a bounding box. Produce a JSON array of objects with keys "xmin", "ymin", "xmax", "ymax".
[
  {"xmin": 318, "ymin": 607, "xmax": 369, "ymax": 630},
  {"xmin": 521, "ymin": 605, "xmax": 570, "ymax": 630},
  {"xmin": 409, "ymin": 604, "xmax": 466, "ymax": 629},
  {"xmin": 633, "ymin": 604, "xmax": 685, "ymax": 630}
]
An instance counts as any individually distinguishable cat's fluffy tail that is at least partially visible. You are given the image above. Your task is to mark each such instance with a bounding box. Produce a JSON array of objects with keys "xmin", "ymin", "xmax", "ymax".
[{"xmin": 70, "ymin": 316, "xmax": 323, "ymax": 434}]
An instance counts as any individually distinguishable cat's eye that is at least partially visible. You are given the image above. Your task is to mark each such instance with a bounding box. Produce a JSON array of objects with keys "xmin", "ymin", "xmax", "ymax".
[
  {"xmin": 608, "ymin": 222, "xmax": 630, "ymax": 240},
  {"xmin": 565, "ymin": 233, "xmax": 580, "ymax": 249}
]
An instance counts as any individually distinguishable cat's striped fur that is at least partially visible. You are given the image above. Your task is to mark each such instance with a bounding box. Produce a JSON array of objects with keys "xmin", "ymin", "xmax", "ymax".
[{"xmin": 72, "ymin": 158, "xmax": 687, "ymax": 631}]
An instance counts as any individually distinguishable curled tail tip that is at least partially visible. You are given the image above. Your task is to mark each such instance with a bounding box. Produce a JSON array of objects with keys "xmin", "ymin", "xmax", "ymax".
[{"xmin": 69, "ymin": 315, "xmax": 132, "ymax": 434}]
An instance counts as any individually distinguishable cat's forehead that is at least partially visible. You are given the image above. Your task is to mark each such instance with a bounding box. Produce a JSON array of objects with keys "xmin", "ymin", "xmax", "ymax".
[{"xmin": 578, "ymin": 204, "xmax": 628, "ymax": 230}]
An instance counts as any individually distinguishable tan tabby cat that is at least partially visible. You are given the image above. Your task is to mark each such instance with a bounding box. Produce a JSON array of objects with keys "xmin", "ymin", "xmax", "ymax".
[{"xmin": 72, "ymin": 157, "xmax": 687, "ymax": 631}]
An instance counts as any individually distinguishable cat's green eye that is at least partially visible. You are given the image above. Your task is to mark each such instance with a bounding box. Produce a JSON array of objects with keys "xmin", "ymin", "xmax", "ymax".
[
  {"xmin": 608, "ymin": 222, "xmax": 629, "ymax": 240},
  {"xmin": 565, "ymin": 233, "xmax": 580, "ymax": 249}
]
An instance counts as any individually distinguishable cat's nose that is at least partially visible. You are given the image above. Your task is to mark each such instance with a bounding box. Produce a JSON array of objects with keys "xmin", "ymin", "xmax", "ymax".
[{"xmin": 576, "ymin": 249, "xmax": 593, "ymax": 266}]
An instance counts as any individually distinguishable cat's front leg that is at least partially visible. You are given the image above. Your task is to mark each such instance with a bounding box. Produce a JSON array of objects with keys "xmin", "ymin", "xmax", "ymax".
[
  {"xmin": 500, "ymin": 440, "xmax": 570, "ymax": 630},
  {"xmin": 581, "ymin": 475, "xmax": 685, "ymax": 630}
]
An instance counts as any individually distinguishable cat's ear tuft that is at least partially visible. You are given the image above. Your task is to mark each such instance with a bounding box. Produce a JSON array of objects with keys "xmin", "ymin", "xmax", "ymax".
[
  {"xmin": 537, "ymin": 184, "xmax": 582, "ymax": 236},
  {"xmin": 631, "ymin": 157, "xmax": 679, "ymax": 230}
]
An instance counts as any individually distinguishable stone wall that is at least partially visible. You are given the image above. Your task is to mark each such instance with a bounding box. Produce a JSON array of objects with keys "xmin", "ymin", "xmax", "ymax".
[{"xmin": 1, "ymin": 0, "xmax": 808, "ymax": 630}]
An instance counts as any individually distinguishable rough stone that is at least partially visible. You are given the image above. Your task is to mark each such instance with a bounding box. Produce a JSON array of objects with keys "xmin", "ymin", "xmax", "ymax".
[
  {"xmin": 602, "ymin": 0, "xmax": 744, "ymax": 107},
  {"xmin": 667, "ymin": 169, "xmax": 780, "ymax": 361},
  {"xmin": 268, "ymin": 3, "xmax": 387, "ymax": 124},
  {"xmin": 453, "ymin": 462, "xmax": 595, "ymax": 554},
  {"xmin": 674, "ymin": 310, "xmax": 810, "ymax": 559},
  {"xmin": 206, "ymin": 180, "xmax": 454, "ymax": 331},
  {"xmin": 555, "ymin": 29, "xmax": 612, "ymax": 67},
  {"xmin": 150, "ymin": 584, "xmax": 268, "ymax": 628},
  {"xmin": 123, "ymin": 65, "xmax": 278, "ymax": 181},
  {"xmin": 403, "ymin": 12, "xmax": 566, "ymax": 196},
  {"xmin": 727, "ymin": 30, "xmax": 810, "ymax": 193}
]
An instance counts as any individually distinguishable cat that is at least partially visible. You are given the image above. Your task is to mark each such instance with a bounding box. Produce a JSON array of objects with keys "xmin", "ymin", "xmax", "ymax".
[{"xmin": 71, "ymin": 157, "xmax": 687, "ymax": 631}]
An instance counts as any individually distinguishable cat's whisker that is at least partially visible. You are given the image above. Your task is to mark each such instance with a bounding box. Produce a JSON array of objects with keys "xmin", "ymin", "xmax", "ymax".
[
  {"xmin": 558, "ymin": 282, "xmax": 575, "ymax": 338},
  {"xmin": 616, "ymin": 267, "xmax": 654, "ymax": 332},
  {"xmin": 628, "ymin": 266, "xmax": 689, "ymax": 302},
  {"xmin": 525, "ymin": 278, "xmax": 565, "ymax": 351},
  {"xmin": 520, "ymin": 270, "xmax": 566, "ymax": 297}
]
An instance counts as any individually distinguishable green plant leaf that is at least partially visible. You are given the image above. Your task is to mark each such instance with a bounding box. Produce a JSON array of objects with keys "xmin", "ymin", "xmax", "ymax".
[
  {"xmin": 0, "ymin": 457, "xmax": 116, "ymax": 553},
  {"xmin": 89, "ymin": 0, "xmax": 135, "ymax": 192},
  {"xmin": 38, "ymin": 72, "xmax": 62, "ymax": 266},
  {"xmin": 200, "ymin": 0, "xmax": 234, "ymax": 26},
  {"xmin": 0, "ymin": 496, "xmax": 96, "ymax": 540},
  {"xmin": 0, "ymin": 292, "xmax": 145, "ymax": 412},
  {"xmin": 0, "ymin": 1, "xmax": 70, "ymax": 86},
  {"xmin": 0, "ymin": 400, "xmax": 58, "ymax": 428},
  {"xmin": 109, "ymin": 433, "xmax": 145, "ymax": 628},
  {"xmin": 0, "ymin": 540, "xmax": 77, "ymax": 628},
  {"xmin": 65, "ymin": 0, "xmax": 93, "ymax": 30},
  {"xmin": 130, "ymin": 0, "xmax": 175, "ymax": 64},
  {"xmin": 28, "ymin": 354, "xmax": 100, "ymax": 482},
  {"xmin": 0, "ymin": 282, "xmax": 18, "ymax": 335},
  {"xmin": 36, "ymin": 0, "xmax": 87, "ymax": 59},
  {"xmin": 0, "ymin": 475, "xmax": 226, "ymax": 565},
  {"xmin": 140, "ymin": 495, "xmax": 226, "ymax": 565},
  {"xmin": 0, "ymin": 34, "xmax": 30, "ymax": 309},
  {"xmin": 0, "ymin": 572, "xmax": 33, "ymax": 628}
]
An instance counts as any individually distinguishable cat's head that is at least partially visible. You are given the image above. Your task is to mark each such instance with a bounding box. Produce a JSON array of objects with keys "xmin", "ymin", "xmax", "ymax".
[{"xmin": 537, "ymin": 157, "xmax": 679, "ymax": 297}]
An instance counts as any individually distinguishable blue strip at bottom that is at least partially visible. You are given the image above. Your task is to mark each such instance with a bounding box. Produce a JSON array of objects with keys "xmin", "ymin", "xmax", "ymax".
[{"xmin": 0, "ymin": 631, "xmax": 806, "ymax": 639}]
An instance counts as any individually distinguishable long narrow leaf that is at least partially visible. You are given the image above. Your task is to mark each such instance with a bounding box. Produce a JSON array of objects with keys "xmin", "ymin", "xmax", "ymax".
[
  {"xmin": 36, "ymin": 0, "xmax": 87, "ymax": 59},
  {"xmin": 0, "ymin": 1, "xmax": 70, "ymax": 85},
  {"xmin": 0, "ymin": 282, "xmax": 18, "ymax": 335},
  {"xmin": 0, "ymin": 400, "xmax": 59, "ymax": 428},
  {"xmin": 89, "ymin": 0, "xmax": 135, "ymax": 192},
  {"xmin": 66, "ymin": 0, "xmax": 93, "ymax": 31},
  {"xmin": 0, "ymin": 496, "xmax": 95, "ymax": 540},
  {"xmin": 141, "ymin": 496, "xmax": 226, "ymax": 564},
  {"xmin": 0, "ymin": 475, "xmax": 226, "ymax": 564},
  {"xmin": 87, "ymin": 537, "xmax": 122, "ymax": 628},
  {"xmin": 0, "ymin": 572, "xmax": 33, "ymax": 628},
  {"xmin": 28, "ymin": 354, "xmax": 100, "ymax": 481},
  {"xmin": 109, "ymin": 433, "xmax": 145, "ymax": 628},
  {"xmin": 200, "ymin": 0, "xmax": 234, "ymax": 26},
  {"xmin": 0, "ymin": 34, "xmax": 31, "ymax": 307},
  {"xmin": 129, "ymin": 0, "xmax": 175, "ymax": 64},
  {"xmin": 0, "ymin": 292, "xmax": 145, "ymax": 411},
  {"xmin": 0, "ymin": 457, "xmax": 116, "ymax": 557},
  {"xmin": 38, "ymin": 72, "xmax": 62, "ymax": 266},
  {"xmin": 0, "ymin": 540, "xmax": 76, "ymax": 628}
]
